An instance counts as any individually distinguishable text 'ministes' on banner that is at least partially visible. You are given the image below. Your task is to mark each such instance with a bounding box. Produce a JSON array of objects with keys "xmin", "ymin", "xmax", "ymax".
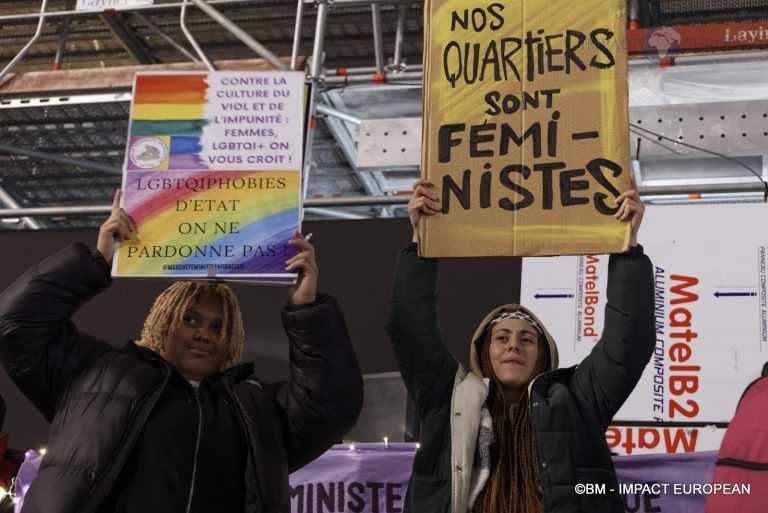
[{"xmin": 420, "ymin": 0, "xmax": 632, "ymax": 257}]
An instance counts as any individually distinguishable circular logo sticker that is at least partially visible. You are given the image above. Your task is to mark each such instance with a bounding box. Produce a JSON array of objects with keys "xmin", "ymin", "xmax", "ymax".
[{"xmin": 129, "ymin": 138, "xmax": 168, "ymax": 169}]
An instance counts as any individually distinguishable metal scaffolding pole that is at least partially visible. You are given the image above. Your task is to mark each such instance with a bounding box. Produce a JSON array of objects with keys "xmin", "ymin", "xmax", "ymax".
[
  {"xmin": 53, "ymin": 0, "xmax": 76, "ymax": 71},
  {"xmin": 309, "ymin": 1, "xmax": 328, "ymax": 80},
  {"xmin": 100, "ymin": 11, "xmax": 155, "ymax": 64},
  {"xmin": 629, "ymin": 0, "xmax": 640, "ymax": 29},
  {"xmin": 392, "ymin": 3, "xmax": 407, "ymax": 70},
  {"xmin": 290, "ymin": 0, "xmax": 305, "ymax": 71},
  {"xmin": 0, "ymin": 0, "xmax": 51, "ymax": 84},
  {"xmin": 315, "ymin": 0, "xmax": 410, "ymax": 4},
  {"xmin": 132, "ymin": 11, "xmax": 200, "ymax": 63},
  {"xmin": 188, "ymin": 0, "xmax": 288, "ymax": 71},
  {"xmin": 316, "ymin": 104, "xmax": 363, "ymax": 126},
  {"xmin": 304, "ymin": 208, "xmax": 366, "ymax": 220},
  {"xmin": 0, "ymin": 0, "xmax": 258, "ymax": 23},
  {"xmin": 324, "ymin": 71, "xmax": 422, "ymax": 85},
  {"xmin": 327, "ymin": 48, "xmax": 768, "ymax": 79},
  {"xmin": 180, "ymin": 0, "xmax": 216, "ymax": 70},
  {"xmin": 0, "ymin": 206, "xmax": 111, "ymax": 219},
  {"xmin": 0, "ymin": 186, "xmax": 41, "ymax": 229},
  {"xmin": 0, "ymin": 144, "xmax": 122, "ymax": 175},
  {"xmin": 628, "ymin": 49, "xmax": 768, "ymax": 67},
  {"xmin": 327, "ymin": 64, "xmax": 423, "ymax": 76},
  {"xmin": 53, "ymin": 20, "xmax": 71, "ymax": 71},
  {"xmin": 300, "ymin": 0, "xmax": 330, "ymax": 214},
  {"xmin": 371, "ymin": 4, "xmax": 386, "ymax": 74},
  {"xmin": 636, "ymin": 182, "xmax": 768, "ymax": 196}
]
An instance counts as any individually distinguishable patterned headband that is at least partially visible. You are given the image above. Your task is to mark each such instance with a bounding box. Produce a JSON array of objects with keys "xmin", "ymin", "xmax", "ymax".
[{"xmin": 490, "ymin": 310, "xmax": 543, "ymax": 334}]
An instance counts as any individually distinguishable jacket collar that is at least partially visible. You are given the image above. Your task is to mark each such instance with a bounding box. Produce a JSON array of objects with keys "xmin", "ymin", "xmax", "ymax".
[{"xmin": 125, "ymin": 340, "xmax": 255, "ymax": 383}]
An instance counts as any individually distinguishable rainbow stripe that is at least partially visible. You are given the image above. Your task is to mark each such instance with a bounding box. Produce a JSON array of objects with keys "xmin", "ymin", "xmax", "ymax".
[
  {"xmin": 115, "ymin": 170, "xmax": 300, "ymax": 276},
  {"xmin": 128, "ymin": 74, "xmax": 210, "ymax": 171}
]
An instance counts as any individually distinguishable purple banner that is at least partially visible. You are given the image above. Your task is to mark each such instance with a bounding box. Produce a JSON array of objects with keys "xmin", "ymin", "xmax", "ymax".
[
  {"xmin": 15, "ymin": 444, "xmax": 733, "ymax": 512},
  {"xmin": 613, "ymin": 450, "xmax": 717, "ymax": 513},
  {"xmin": 289, "ymin": 444, "xmax": 723, "ymax": 513},
  {"xmin": 289, "ymin": 444, "xmax": 415, "ymax": 513}
]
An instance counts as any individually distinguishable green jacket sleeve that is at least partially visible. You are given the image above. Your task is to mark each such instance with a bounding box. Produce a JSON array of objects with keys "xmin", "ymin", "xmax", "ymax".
[
  {"xmin": 572, "ymin": 245, "xmax": 656, "ymax": 429},
  {"xmin": 386, "ymin": 243, "xmax": 459, "ymax": 418}
]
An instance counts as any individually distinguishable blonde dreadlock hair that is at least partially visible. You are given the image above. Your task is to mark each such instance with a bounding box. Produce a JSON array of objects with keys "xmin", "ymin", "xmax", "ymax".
[
  {"xmin": 479, "ymin": 319, "xmax": 550, "ymax": 513},
  {"xmin": 136, "ymin": 281, "xmax": 245, "ymax": 368}
]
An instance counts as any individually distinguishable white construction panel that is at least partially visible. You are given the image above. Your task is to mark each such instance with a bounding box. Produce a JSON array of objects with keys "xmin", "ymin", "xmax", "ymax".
[{"xmin": 356, "ymin": 117, "xmax": 421, "ymax": 168}]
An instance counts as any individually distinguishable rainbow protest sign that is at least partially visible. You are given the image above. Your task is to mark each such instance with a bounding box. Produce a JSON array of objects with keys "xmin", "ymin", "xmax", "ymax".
[{"xmin": 114, "ymin": 71, "xmax": 305, "ymax": 280}]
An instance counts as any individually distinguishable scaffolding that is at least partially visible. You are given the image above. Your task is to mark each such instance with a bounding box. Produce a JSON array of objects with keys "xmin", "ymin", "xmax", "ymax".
[{"xmin": 0, "ymin": 0, "xmax": 767, "ymax": 228}]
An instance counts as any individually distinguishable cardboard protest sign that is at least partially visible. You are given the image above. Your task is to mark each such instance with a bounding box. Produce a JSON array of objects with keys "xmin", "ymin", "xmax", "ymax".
[
  {"xmin": 114, "ymin": 71, "xmax": 305, "ymax": 280},
  {"xmin": 420, "ymin": 0, "xmax": 631, "ymax": 257}
]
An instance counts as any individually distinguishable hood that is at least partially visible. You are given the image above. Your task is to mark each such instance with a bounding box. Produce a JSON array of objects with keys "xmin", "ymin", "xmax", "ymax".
[{"xmin": 469, "ymin": 304, "xmax": 559, "ymax": 379}]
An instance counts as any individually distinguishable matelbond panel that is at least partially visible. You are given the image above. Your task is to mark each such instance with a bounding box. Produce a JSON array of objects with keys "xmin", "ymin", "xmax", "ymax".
[{"xmin": 521, "ymin": 202, "xmax": 768, "ymax": 454}]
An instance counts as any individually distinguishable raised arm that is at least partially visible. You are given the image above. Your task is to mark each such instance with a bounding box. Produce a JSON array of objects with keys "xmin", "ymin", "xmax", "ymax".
[
  {"xmin": 276, "ymin": 231, "xmax": 363, "ymax": 471},
  {"xmin": 0, "ymin": 243, "xmax": 113, "ymax": 421},
  {"xmin": 386, "ymin": 179, "xmax": 458, "ymax": 418},
  {"xmin": 0, "ymin": 190, "xmax": 133, "ymax": 421},
  {"xmin": 573, "ymin": 187, "xmax": 656, "ymax": 428}
]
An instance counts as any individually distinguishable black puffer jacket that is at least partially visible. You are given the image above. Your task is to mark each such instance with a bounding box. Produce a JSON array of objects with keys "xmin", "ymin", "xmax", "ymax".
[{"xmin": 0, "ymin": 243, "xmax": 363, "ymax": 513}]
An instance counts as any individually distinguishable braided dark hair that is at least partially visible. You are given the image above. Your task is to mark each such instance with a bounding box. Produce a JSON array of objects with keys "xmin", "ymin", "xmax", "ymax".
[{"xmin": 478, "ymin": 323, "xmax": 550, "ymax": 513}]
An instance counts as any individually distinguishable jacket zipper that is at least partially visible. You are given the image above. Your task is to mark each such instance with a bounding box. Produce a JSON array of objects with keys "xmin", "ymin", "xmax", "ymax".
[
  {"xmin": 185, "ymin": 387, "xmax": 203, "ymax": 513},
  {"xmin": 229, "ymin": 387, "xmax": 262, "ymax": 513},
  {"xmin": 527, "ymin": 372, "xmax": 548, "ymax": 494}
]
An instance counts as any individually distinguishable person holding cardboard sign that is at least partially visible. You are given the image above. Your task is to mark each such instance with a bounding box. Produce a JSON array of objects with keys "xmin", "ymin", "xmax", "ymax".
[
  {"xmin": 0, "ymin": 190, "xmax": 363, "ymax": 513},
  {"xmin": 387, "ymin": 179, "xmax": 654, "ymax": 513}
]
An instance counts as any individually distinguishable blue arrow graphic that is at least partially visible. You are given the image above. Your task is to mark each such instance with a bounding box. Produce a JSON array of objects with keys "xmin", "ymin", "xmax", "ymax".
[
  {"xmin": 713, "ymin": 291, "xmax": 757, "ymax": 298},
  {"xmin": 534, "ymin": 293, "xmax": 574, "ymax": 299}
]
